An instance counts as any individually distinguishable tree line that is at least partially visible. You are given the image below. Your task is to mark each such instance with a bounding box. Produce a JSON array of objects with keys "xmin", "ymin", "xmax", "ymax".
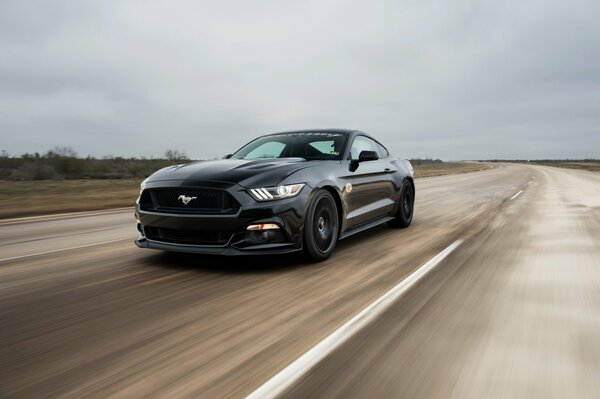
[
  {"xmin": 0, "ymin": 147, "xmax": 451, "ymax": 181},
  {"xmin": 0, "ymin": 147, "xmax": 191, "ymax": 180}
]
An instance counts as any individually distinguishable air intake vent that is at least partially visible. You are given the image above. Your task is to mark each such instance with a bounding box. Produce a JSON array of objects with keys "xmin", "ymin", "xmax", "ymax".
[{"xmin": 144, "ymin": 227, "xmax": 232, "ymax": 246}]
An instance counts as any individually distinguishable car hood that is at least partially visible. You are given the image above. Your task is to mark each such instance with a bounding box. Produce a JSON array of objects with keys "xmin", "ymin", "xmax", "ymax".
[{"xmin": 147, "ymin": 158, "xmax": 314, "ymax": 188}]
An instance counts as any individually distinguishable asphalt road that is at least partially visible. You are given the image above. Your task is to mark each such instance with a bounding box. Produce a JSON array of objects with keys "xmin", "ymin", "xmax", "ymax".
[{"xmin": 1, "ymin": 164, "xmax": 599, "ymax": 398}]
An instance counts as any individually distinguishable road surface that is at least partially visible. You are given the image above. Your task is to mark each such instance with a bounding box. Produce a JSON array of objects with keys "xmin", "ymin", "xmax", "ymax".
[{"xmin": 1, "ymin": 164, "xmax": 599, "ymax": 398}]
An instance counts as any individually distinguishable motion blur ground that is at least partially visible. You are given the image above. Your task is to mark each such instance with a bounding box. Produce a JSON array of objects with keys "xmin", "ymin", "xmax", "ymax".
[
  {"xmin": 283, "ymin": 167, "xmax": 600, "ymax": 398},
  {"xmin": 1, "ymin": 165, "xmax": 600, "ymax": 398}
]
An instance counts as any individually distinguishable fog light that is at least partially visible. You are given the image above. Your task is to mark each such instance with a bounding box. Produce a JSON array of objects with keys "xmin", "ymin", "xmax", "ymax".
[
  {"xmin": 259, "ymin": 231, "xmax": 270, "ymax": 242},
  {"xmin": 247, "ymin": 223, "xmax": 280, "ymax": 231}
]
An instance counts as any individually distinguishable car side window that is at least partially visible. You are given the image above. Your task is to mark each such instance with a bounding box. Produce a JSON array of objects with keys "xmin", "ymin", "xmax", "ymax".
[
  {"xmin": 375, "ymin": 142, "xmax": 389, "ymax": 158},
  {"xmin": 350, "ymin": 136, "xmax": 379, "ymax": 160}
]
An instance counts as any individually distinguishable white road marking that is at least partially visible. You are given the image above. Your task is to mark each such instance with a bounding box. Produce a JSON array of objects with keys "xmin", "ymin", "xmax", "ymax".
[
  {"xmin": 246, "ymin": 239, "xmax": 464, "ymax": 399},
  {"xmin": 0, "ymin": 238, "xmax": 130, "ymax": 263},
  {"xmin": 0, "ymin": 207, "xmax": 134, "ymax": 226},
  {"xmin": 510, "ymin": 190, "xmax": 523, "ymax": 200}
]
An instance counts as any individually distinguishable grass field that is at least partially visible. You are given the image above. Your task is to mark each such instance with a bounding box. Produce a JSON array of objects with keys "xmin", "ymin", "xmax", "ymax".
[
  {"xmin": 0, "ymin": 179, "xmax": 140, "ymax": 219},
  {"xmin": 527, "ymin": 161, "xmax": 600, "ymax": 172},
  {"xmin": 413, "ymin": 162, "xmax": 491, "ymax": 178},
  {"xmin": 0, "ymin": 162, "xmax": 491, "ymax": 219}
]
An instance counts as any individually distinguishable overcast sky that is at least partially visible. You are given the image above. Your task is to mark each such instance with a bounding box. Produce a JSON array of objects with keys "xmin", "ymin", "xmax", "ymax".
[{"xmin": 1, "ymin": 0, "xmax": 599, "ymax": 160}]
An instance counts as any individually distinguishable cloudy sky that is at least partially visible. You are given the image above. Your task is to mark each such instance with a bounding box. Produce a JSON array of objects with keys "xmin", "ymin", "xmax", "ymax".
[{"xmin": 1, "ymin": 0, "xmax": 599, "ymax": 160}]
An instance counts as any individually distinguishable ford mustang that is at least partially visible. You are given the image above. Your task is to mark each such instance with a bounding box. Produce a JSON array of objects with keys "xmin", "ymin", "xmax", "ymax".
[{"xmin": 135, "ymin": 129, "xmax": 414, "ymax": 261}]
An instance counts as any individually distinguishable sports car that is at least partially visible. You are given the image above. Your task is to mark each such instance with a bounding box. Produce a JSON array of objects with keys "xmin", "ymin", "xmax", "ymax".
[{"xmin": 135, "ymin": 129, "xmax": 414, "ymax": 261}]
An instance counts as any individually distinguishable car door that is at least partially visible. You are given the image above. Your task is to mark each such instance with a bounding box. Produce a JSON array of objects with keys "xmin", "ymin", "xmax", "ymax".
[{"xmin": 345, "ymin": 135, "xmax": 396, "ymax": 228}]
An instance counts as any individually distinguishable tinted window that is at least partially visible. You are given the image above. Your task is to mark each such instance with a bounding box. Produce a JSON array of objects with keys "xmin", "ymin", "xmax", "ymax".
[
  {"xmin": 244, "ymin": 141, "xmax": 285, "ymax": 159},
  {"xmin": 309, "ymin": 140, "xmax": 337, "ymax": 155},
  {"xmin": 375, "ymin": 142, "xmax": 389, "ymax": 158},
  {"xmin": 350, "ymin": 136, "xmax": 380, "ymax": 160},
  {"xmin": 232, "ymin": 133, "xmax": 347, "ymax": 160}
]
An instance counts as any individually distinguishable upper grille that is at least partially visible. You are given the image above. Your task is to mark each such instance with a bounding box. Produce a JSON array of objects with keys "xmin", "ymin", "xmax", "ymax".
[{"xmin": 140, "ymin": 188, "xmax": 240, "ymax": 214}]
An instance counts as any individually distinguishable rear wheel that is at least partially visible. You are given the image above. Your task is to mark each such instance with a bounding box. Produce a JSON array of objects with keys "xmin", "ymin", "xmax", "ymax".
[
  {"xmin": 303, "ymin": 190, "xmax": 339, "ymax": 262},
  {"xmin": 389, "ymin": 181, "xmax": 414, "ymax": 228}
]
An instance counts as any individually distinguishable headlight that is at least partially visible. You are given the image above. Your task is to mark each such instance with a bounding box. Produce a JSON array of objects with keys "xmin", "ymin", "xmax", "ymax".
[{"xmin": 248, "ymin": 183, "xmax": 305, "ymax": 201}]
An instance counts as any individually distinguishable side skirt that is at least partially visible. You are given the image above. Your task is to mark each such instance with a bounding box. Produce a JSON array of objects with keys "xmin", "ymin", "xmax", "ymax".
[{"xmin": 339, "ymin": 215, "xmax": 396, "ymax": 240}]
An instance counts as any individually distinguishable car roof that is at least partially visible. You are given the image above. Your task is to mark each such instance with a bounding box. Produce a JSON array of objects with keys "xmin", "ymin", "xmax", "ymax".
[
  {"xmin": 262, "ymin": 128, "xmax": 366, "ymax": 137},
  {"xmin": 247, "ymin": 129, "xmax": 389, "ymax": 158}
]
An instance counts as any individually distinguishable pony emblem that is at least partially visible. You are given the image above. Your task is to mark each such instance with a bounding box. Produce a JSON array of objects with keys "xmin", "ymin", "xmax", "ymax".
[{"xmin": 178, "ymin": 195, "xmax": 197, "ymax": 205}]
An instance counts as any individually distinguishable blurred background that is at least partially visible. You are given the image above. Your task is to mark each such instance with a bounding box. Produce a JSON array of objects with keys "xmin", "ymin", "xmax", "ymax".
[
  {"xmin": 2, "ymin": 0, "xmax": 599, "ymax": 160},
  {"xmin": 1, "ymin": 1, "xmax": 599, "ymax": 398},
  {"xmin": 2, "ymin": 0, "xmax": 599, "ymax": 220}
]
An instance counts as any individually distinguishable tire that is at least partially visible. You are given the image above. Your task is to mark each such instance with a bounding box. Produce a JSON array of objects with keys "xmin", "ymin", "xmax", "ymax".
[
  {"xmin": 303, "ymin": 189, "xmax": 339, "ymax": 262},
  {"xmin": 389, "ymin": 181, "xmax": 414, "ymax": 228}
]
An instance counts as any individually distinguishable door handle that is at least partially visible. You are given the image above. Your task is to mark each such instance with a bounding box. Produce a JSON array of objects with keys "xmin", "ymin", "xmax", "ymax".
[{"xmin": 384, "ymin": 168, "xmax": 393, "ymax": 174}]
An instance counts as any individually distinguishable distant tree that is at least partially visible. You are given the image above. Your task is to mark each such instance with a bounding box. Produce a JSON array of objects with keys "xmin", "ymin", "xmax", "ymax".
[
  {"xmin": 10, "ymin": 163, "xmax": 58, "ymax": 180},
  {"xmin": 0, "ymin": 150, "xmax": 8, "ymax": 158},
  {"xmin": 46, "ymin": 147, "xmax": 78, "ymax": 158},
  {"xmin": 164, "ymin": 149, "xmax": 189, "ymax": 161},
  {"xmin": 409, "ymin": 158, "xmax": 443, "ymax": 166}
]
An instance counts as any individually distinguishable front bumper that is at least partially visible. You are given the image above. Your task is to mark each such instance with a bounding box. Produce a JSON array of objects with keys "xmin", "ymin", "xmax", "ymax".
[
  {"xmin": 135, "ymin": 180, "xmax": 311, "ymax": 255},
  {"xmin": 134, "ymin": 236, "xmax": 301, "ymax": 255}
]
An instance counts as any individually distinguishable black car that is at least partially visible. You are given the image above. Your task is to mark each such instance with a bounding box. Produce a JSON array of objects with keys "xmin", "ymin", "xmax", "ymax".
[{"xmin": 135, "ymin": 129, "xmax": 414, "ymax": 261}]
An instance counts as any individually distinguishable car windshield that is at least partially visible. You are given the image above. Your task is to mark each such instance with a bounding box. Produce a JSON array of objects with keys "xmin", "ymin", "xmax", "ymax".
[{"xmin": 231, "ymin": 132, "xmax": 347, "ymax": 161}]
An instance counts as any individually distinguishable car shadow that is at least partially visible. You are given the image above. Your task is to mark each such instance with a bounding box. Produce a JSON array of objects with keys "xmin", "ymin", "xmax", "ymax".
[
  {"xmin": 139, "ymin": 222, "xmax": 402, "ymax": 275},
  {"xmin": 140, "ymin": 250, "xmax": 310, "ymax": 275}
]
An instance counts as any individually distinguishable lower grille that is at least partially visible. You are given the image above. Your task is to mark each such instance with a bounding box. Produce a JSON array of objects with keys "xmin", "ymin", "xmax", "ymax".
[
  {"xmin": 144, "ymin": 227, "xmax": 232, "ymax": 246},
  {"xmin": 140, "ymin": 188, "xmax": 240, "ymax": 214}
]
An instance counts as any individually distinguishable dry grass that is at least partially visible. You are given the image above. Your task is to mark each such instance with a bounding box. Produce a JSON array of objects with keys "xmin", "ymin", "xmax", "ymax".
[
  {"xmin": 0, "ymin": 179, "xmax": 140, "ymax": 219},
  {"xmin": 529, "ymin": 162, "xmax": 600, "ymax": 172},
  {"xmin": 413, "ymin": 162, "xmax": 492, "ymax": 178},
  {"xmin": 0, "ymin": 162, "xmax": 491, "ymax": 219}
]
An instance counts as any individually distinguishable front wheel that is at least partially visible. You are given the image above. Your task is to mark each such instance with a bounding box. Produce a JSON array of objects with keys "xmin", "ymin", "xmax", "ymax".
[
  {"xmin": 389, "ymin": 181, "xmax": 414, "ymax": 228},
  {"xmin": 303, "ymin": 190, "xmax": 339, "ymax": 262}
]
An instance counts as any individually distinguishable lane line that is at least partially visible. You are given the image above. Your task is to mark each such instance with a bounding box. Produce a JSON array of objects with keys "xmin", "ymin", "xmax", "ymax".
[
  {"xmin": 0, "ymin": 226, "xmax": 126, "ymax": 247},
  {"xmin": 0, "ymin": 238, "xmax": 130, "ymax": 263},
  {"xmin": 510, "ymin": 190, "xmax": 523, "ymax": 200},
  {"xmin": 246, "ymin": 239, "xmax": 463, "ymax": 399},
  {"xmin": 0, "ymin": 207, "xmax": 134, "ymax": 226}
]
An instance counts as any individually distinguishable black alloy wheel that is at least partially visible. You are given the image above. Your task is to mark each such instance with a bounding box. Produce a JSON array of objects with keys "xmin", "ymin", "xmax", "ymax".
[
  {"xmin": 389, "ymin": 181, "xmax": 414, "ymax": 228},
  {"xmin": 303, "ymin": 189, "xmax": 339, "ymax": 262}
]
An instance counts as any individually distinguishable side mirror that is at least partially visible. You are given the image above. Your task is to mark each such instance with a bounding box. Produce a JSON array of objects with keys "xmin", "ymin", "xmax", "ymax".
[
  {"xmin": 349, "ymin": 150, "xmax": 379, "ymax": 171},
  {"xmin": 224, "ymin": 154, "xmax": 233, "ymax": 159},
  {"xmin": 358, "ymin": 150, "xmax": 379, "ymax": 162}
]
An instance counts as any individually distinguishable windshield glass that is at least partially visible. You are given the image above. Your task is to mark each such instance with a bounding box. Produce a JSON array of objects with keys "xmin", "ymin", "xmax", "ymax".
[{"xmin": 231, "ymin": 132, "xmax": 347, "ymax": 160}]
